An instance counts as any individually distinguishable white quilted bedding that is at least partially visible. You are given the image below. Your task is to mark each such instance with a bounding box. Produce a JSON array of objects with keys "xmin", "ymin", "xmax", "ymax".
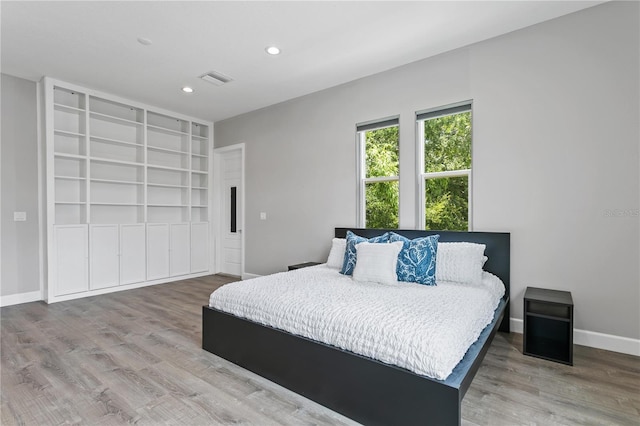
[{"xmin": 208, "ymin": 264, "xmax": 505, "ymax": 380}]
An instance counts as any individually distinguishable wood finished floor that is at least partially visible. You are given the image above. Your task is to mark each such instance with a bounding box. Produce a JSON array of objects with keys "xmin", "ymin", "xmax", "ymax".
[{"xmin": 1, "ymin": 275, "xmax": 638, "ymax": 426}]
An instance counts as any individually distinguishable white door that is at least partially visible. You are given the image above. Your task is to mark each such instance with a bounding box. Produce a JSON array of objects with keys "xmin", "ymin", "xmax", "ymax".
[
  {"xmin": 191, "ymin": 222, "xmax": 209, "ymax": 273},
  {"xmin": 90, "ymin": 224, "xmax": 120, "ymax": 290},
  {"xmin": 54, "ymin": 225, "xmax": 89, "ymax": 296},
  {"xmin": 120, "ymin": 224, "xmax": 146, "ymax": 285},
  {"xmin": 216, "ymin": 146, "xmax": 244, "ymax": 276},
  {"xmin": 170, "ymin": 223, "xmax": 190, "ymax": 277},
  {"xmin": 147, "ymin": 223, "xmax": 170, "ymax": 280}
]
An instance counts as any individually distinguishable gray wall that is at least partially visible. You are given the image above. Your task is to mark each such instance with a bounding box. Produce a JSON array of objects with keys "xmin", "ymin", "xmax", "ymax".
[
  {"xmin": 1, "ymin": 74, "xmax": 41, "ymax": 297},
  {"xmin": 215, "ymin": 2, "xmax": 639, "ymax": 340}
]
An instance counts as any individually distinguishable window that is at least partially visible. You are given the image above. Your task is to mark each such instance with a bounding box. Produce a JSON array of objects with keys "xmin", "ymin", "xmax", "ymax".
[
  {"xmin": 418, "ymin": 103, "xmax": 472, "ymax": 231},
  {"xmin": 357, "ymin": 118, "xmax": 399, "ymax": 228}
]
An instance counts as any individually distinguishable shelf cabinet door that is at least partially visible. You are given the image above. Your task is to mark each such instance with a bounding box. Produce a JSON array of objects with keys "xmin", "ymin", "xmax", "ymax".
[
  {"xmin": 54, "ymin": 225, "xmax": 89, "ymax": 296},
  {"xmin": 120, "ymin": 224, "xmax": 146, "ymax": 285},
  {"xmin": 147, "ymin": 223, "xmax": 170, "ymax": 280},
  {"xmin": 170, "ymin": 223, "xmax": 190, "ymax": 277},
  {"xmin": 90, "ymin": 224, "xmax": 120, "ymax": 290},
  {"xmin": 191, "ymin": 222, "xmax": 209, "ymax": 273}
]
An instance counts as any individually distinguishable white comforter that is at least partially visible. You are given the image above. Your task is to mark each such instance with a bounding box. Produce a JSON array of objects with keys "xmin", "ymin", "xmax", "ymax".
[{"xmin": 209, "ymin": 264, "xmax": 504, "ymax": 380}]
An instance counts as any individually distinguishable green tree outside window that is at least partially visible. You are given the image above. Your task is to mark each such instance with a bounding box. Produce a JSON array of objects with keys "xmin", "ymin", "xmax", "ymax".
[
  {"xmin": 364, "ymin": 126, "xmax": 398, "ymax": 228},
  {"xmin": 423, "ymin": 111, "xmax": 471, "ymax": 231},
  {"xmin": 361, "ymin": 110, "xmax": 471, "ymax": 230}
]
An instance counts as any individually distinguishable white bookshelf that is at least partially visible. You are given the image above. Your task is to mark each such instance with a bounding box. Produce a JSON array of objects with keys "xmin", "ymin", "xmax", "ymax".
[
  {"xmin": 43, "ymin": 78, "xmax": 213, "ymax": 303},
  {"xmin": 191, "ymin": 122, "xmax": 210, "ymax": 222}
]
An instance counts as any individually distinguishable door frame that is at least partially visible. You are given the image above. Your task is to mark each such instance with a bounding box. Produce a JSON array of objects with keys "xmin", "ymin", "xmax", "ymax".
[{"xmin": 213, "ymin": 143, "xmax": 245, "ymax": 277}]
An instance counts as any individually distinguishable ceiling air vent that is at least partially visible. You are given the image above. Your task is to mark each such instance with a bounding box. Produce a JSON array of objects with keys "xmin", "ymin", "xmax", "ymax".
[{"xmin": 199, "ymin": 70, "xmax": 233, "ymax": 86}]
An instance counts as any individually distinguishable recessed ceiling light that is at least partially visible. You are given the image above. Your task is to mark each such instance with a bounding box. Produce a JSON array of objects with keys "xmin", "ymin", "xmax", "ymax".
[
  {"xmin": 137, "ymin": 37, "xmax": 153, "ymax": 46},
  {"xmin": 182, "ymin": 86, "xmax": 194, "ymax": 93},
  {"xmin": 265, "ymin": 46, "xmax": 281, "ymax": 55}
]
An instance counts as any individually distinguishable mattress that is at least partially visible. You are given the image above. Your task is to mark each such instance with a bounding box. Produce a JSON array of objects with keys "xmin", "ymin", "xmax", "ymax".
[{"xmin": 209, "ymin": 264, "xmax": 505, "ymax": 380}]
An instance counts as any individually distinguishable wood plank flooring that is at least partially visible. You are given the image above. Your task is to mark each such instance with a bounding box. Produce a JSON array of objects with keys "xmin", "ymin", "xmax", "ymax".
[{"xmin": 2, "ymin": 275, "xmax": 638, "ymax": 425}]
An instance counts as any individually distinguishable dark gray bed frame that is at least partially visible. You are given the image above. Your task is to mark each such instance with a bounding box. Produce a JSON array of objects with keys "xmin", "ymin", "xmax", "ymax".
[{"xmin": 202, "ymin": 228, "xmax": 510, "ymax": 426}]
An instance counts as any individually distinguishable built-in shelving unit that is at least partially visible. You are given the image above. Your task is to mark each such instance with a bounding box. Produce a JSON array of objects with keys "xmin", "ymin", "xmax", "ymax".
[
  {"xmin": 43, "ymin": 78, "xmax": 213, "ymax": 303},
  {"xmin": 191, "ymin": 123, "xmax": 209, "ymax": 222}
]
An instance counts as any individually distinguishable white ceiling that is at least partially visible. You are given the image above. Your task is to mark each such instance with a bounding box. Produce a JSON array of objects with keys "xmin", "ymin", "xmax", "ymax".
[{"xmin": 2, "ymin": 1, "xmax": 602, "ymax": 123}]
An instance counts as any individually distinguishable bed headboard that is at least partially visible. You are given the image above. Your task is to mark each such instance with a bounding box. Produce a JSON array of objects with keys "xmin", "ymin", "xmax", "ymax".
[{"xmin": 335, "ymin": 228, "xmax": 511, "ymax": 332}]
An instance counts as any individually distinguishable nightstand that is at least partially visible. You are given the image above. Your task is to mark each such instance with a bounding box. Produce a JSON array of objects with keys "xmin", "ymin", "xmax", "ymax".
[
  {"xmin": 523, "ymin": 287, "xmax": 574, "ymax": 365},
  {"xmin": 288, "ymin": 262, "xmax": 322, "ymax": 271}
]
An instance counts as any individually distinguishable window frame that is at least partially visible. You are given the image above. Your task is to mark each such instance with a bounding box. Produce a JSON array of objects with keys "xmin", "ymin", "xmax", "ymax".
[
  {"xmin": 356, "ymin": 117, "xmax": 400, "ymax": 228},
  {"xmin": 416, "ymin": 102, "xmax": 473, "ymax": 231}
]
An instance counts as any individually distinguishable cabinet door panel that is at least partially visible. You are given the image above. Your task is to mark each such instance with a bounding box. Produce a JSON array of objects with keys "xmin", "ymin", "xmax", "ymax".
[
  {"xmin": 54, "ymin": 225, "xmax": 88, "ymax": 296},
  {"xmin": 147, "ymin": 224, "xmax": 170, "ymax": 280},
  {"xmin": 170, "ymin": 223, "xmax": 190, "ymax": 277},
  {"xmin": 191, "ymin": 222, "xmax": 209, "ymax": 273},
  {"xmin": 90, "ymin": 225, "xmax": 120, "ymax": 290},
  {"xmin": 120, "ymin": 224, "xmax": 146, "ymax": 285}
]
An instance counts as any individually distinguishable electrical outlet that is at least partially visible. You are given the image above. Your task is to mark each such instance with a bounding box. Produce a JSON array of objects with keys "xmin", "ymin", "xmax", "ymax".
[
  {"xmin": 260, "ymin": 212, "xmax": 267, "ymax": 220},
  {"xmin": 14, "ymin": 212, "xmax": 27, "ymax": 221}
]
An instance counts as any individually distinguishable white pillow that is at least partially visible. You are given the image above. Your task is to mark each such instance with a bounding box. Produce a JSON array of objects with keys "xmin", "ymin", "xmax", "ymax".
[
  {"xmin": 436, "ymin": 242, "xmax": 486, "ymax": 284},
  {"xmin": 352, "ymin": 241, "xmax": 403, "ymax": 285},
  {"xmin": 326, "ymin": 238, "xmax": 346, "ymax": 269}
]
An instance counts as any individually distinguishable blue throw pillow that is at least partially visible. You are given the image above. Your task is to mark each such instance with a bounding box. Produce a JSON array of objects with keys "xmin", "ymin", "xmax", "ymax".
[
  {"xmin": 340, "ymin": 231, "xmax": 390, "ymax": 275},
  {"xmin": 389, "ymin": 232, "xmax": 439, "ymax": 285}
]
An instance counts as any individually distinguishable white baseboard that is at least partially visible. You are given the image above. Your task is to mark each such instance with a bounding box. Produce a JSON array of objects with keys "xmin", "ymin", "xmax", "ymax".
[
  {"xmin": 0, "ymin": 290, "xmax": 42, "ymax": 307},
  {"xmin": 242, "ymin": 272, "xmax": 261, "ymax": 280},
  {"xmin": 510, "ymin": 318, "xmax": 640, "ymax": 357}
]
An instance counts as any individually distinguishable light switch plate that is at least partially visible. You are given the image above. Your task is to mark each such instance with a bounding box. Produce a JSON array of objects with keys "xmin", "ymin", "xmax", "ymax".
[
  {"xmin": 260, "ymin": 212, "xmax": 267, "ymax": 220},
  {"xmin": 14, "ymin": 212, "xmax": 27, "ymax": 221}
]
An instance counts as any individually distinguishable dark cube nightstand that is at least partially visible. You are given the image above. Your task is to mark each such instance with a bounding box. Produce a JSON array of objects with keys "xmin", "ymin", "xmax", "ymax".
[
  {"xmin": 523, "ymin": 287, "xmax": 574, "ymax": 365},
  {"xmin": 288, "ymin": 262, "xmax": 322, "ymax": 271}
]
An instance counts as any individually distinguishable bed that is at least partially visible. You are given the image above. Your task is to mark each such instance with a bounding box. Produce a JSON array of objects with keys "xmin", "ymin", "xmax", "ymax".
[{"xmin": 202, "ymin": 228, "xmax": 510, "ymax": 426}]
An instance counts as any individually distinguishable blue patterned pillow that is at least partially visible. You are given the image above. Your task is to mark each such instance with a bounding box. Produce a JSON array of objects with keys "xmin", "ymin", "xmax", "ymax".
[
  {"xmin": 389, "ymin": 232, "xmax": 439, "ymax": 285},
  {"xmin": 340, "ymin": 231, "xmax": 390, "ymax": 275}
]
